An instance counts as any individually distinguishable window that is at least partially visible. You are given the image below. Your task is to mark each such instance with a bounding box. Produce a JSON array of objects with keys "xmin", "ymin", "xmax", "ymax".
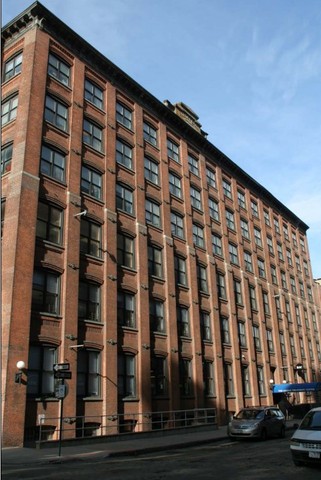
[
  {"xmin": 145, "ymin": 199, "xmax": 161, "ymax": 227},
  {"xmin": 116, "ymin": 183, "xmax": 134, "ymax": 214},
  {"xmin": 299, "ymin": 337, "xmax": 305, "ymax": 358},
  {"xmin": 217, "ymin": 273, "xmax": 226, "ymax": 299},
  {"xmin": 212, "ymin": 233, "xmax": 222, "ymax": 256},
  {"xmin": 143, "ymin": 122, "xmax": 157, "ymax": 146},
  {"xmin": 27, "ymin": 345, "xmax": 57, "ymax": 397},
  {"xmin": 81, "ymin": 165, "xmax": 102, "ymax": 199},
  {"xmin": 1, "ymin": 143, "xmax": 13, "ymax": 175},
  {"xmin": 118, "ymin": 354, "xmax": 136, "ymax": 398},
  {"xmin": 266, "ymin": 329, "xmax": 274, "ymax": 353},
  {"xmin": 117, "ymin": 232, "xmax": 134, "ymax": 268},
  {"xmin": 299, "ymin": 281, "xmax": 305, "ymax": 298},
  {"xmin": 237, "ymin": 190, "xmax": 246, "ymax": 209},
  {"xmin": 144, "ymin": 157, "xmax": 159, "ymax": 185},
  {"xmin": 225, "ymin": 209, "xmax": 235, "ymax": 230},
  {"xmin": 4, "ymin": 52, "xmax": 23, "ymax": 81},
  {"xmin": 188, "ymin": 154, "xmax": 199, "ymax": 176},
  {"xmin": 150, "ymin": 298, "xmax": 165, "ymax": 333},
  {"xmin": 151, "ymin": 356, "xmax": 167, "ymax": 396},
  {"xmin": 77, "ymin": 350, "xmax": 100, "ymax": 397},
  {"xmin": 222, "ymin": 178, "xmax": 232, "ymax": 199},
  {"xmin": 257, "ymin": 258, "xmax": 265, "ymax": 278},
  {"xmin": 179, "ymin": 358, "xmax": 193, "ymax": 396},
  {"xmin": 251, "ymin": 200, "xmax": 259, "ymax": 218},
  {"xmin": 275, "ymin": 296, "xmax": 282, "ymax": 320},
  {"xmin": 290, "ymin": 276, "xmax": 297, "ymax": 294},
  {"xmin": 36, "ymin": 201, "xmax": 63, "ymax": 244},
  {"xmin": 116, "ymin": 139, "xmax": 133, "ymax": 169},
  {"xmin": 200, "ymin": 311, "xmax": 211, "ymax": 341},
  {"xmin": 116, "ymin": 102, "xmax": 132, "ymax": 129},
  {"xmin": 257, "ymin": 366, "xmax": 265, "ymax": 395},
  {"xmin": 190, "ymin": 186, "xmax": 202, "ymax": 210},
  {"xmin": 264, "ymin": 209, "xmax": 270, "ymax": 226},
  {"xmin": 238, "ymin": 322, "xmax": 247, "ymax": 347},
  {"xmin": 316, "ymin": 342, "xmax": 321, "ymax": 362},
  {"xmin": 254, "ymin": 227, "xmax": 262, "ymax": 247},
  {"xmin": 148, "ymin": 244, "xmax": 163, "ymax": 278},
  {"xmin": 84, "ymin": 79, "xmax": 103, "ymax": 109},
  {"xmin": 171, "ymin": 211, "xmax": 184, "ymax": 239},
  {"xmin": 234, "ymin": 280, "xmax": 243, "ymax": 305},
  {"xmin": 290, "ymin": 335, "xmax": 296, "ymax": 358},
  {"xmin": 48, "ymin": 53, "xmax": 70, "ymax": 85},
  {"xmin": 78, "ymin": 281, "xmax": 100, "ymax": 322},
  {"xmin": 224, "ymin": 362, "xmax": 234, "ymax": 396},
  {"xmin": 174, "ymin": 255, "xmax": 187, "ymax": 286},
  {"xmin": 253, "ymin": 325, "xmax": 261, "ymax": 350},
  {"xmin": 167, "ymin": 138, "xmax": 180, "ymax": 162},
  {"xmin": 1, "ymin": 199, "xmax": 5, "ymax": 238},
  {"xmin": 2, "ymin": 94, "xmax": 18, "ymax": 125},
  {"xmin": 274, "ymin": 218, "xmax": 280, "ymax": 234},
  {"xmin": 242, "ymin": 366, "xmax": 251, "ymax": 396},
  {"xmin": 32, "ymin": 270, "xmax": 60, "ymax": 314},
  {"xmin": 295, "ymin": 305, "xmax": 301, "ymax": 326},
  {"xmin": 312, "ymin": 312, "xmax": 318, "ymax": 332},
  {"xmin": 229, "ymin": 243, "xmax": 239, "ymax": 265},
  {"xmin": 279, "ymin": 332, "xmax": 286, "ymax": 356},
  {"xmin": 286, "ymin": 249, "xmax": 292, "ymax": 267},
  {"xmin": 249, "ymin": 285, "xmax": 257, "ymax": 311},
  {"xmin": 45, "ymin": 95, "xmax": 68, "ymax": 131},
  {"xmin": 169, "ymin": 172, "xmax": 182, "ymax": 198},
  {"xmin": 244, "ymin": 251, "xmax": 253, "ymax": 272},
  {"xmin": 193, "ymin": 223, "xmax": 205, "ymax": 248},
  {"xmin": 203, "ymin": 361, "xmax": 215, "ymax": 396},
  {"xmin": 197, "ymin": 263, "xmax": 208, "ymax": 293},
  {"xmin": 80, "ymin": 219, "xmax": 102, "ymax": 258},
  {"xmin": 206, "ymin": 167, "xmax": 216, "ymax": 188},
  {"xmin": 177, "ymin": 306, "xmax": 190, "ymax": 337},
  {"xmin": 303, "ymin": 260, "xmax": 309, "ymax": 276},
  {"xmin": 267, "ymin": 235, "xmax": 274, "ymax": 254},
  {"xmin": 208, "ymin": 197, "xmax": 220, "ymax": 221},
  {"xmin": 118, "ymin": 291, "xmax": 135, "ymax": 328},
  {"xmin": 240, "ymin": 218, "xmax": 250, "ymax": 239},
  {"xmin": 221, "ymin": 316, "xmax": 230, "ymax": 344},
  {"xmin": 41, "ymin": 144, "xmax": 65, "ymax": 182},
  {"xmin": 299, "ymin": 236, "xmax": 306, "ymax": 252},
  {"xmin": 271, "ymin": 264, "xmax": 278, "ymax": 284},
  {"xmin": 262, "ymin": 291, "xmax": 270, "ymax": 316},
  {"xmin": 283, "ymin": 224, "xmax": 289, "ymax": 240},
  {"xmin": 308, "ymin": 340, "xmax": 314, "ymax": 360},
  {"xmin": 83, "ymin": 119, "xmax": 103, "ymax": 151},
  {"xmin": 292, "ymin": 231, "xmax": 298, "ymax": 247},
  {"xmin": 280, "ymin": 270, "xmax": 287, "ymax": 289}
]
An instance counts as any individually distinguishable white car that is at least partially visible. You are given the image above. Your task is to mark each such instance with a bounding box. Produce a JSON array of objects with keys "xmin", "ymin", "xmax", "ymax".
[{"xmin": 290, "ymin": 406, "xmax": 321, "ymax": 466}]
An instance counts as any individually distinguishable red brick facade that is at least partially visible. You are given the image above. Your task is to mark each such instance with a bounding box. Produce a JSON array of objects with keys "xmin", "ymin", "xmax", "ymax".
[{"xmin": 2, "ymin": 3, "xmax": 321, "ymax": 446}]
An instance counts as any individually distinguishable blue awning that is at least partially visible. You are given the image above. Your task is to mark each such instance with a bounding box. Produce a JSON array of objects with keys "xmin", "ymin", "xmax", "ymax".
[{"xmin": 273, "ymin": 382, "xmax": 321, "ymax": 393}]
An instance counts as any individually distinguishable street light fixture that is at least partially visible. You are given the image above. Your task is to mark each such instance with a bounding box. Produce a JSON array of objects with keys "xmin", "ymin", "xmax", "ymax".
[{"xmin": 15, "ymin": 360, "xmax": 26, "ymax": 384}]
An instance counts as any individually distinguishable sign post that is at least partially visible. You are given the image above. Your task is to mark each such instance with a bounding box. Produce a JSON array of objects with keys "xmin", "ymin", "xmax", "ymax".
[{"xmin": 53, "ymin": 363, "xmax": 71, "ymax": 457}]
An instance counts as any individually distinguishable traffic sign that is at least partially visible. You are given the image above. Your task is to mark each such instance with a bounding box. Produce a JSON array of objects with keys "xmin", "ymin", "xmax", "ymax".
[
  {"xmin": 54, "ymin": 370, "xmax": 72, "ymax": 379},
  {"xmin": 55, "ymin": 384, "xmax": 67, "ymax": 399},
  {"xmin": 53, "ymin": 363, "xmax": 70, "ymax": 372}
]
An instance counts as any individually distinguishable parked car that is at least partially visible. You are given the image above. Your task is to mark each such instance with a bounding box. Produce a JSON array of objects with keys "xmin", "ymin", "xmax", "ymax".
[
  {"xmin": 290, "ymin": 406, "xmax": 321, "ymax": 466},
  {"xmin": 227, "ymin": 406, "xmax": 286, "ymax": 440}
]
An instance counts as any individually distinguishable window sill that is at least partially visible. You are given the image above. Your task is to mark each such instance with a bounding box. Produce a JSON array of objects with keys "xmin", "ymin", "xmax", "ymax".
[{"xmin": 79, "ymin": 397, "xmax": 103, "ymax": 402}]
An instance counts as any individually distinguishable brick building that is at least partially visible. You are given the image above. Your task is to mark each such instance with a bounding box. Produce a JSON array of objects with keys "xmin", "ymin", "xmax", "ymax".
[{"xmin": 2, "ymin": 2, "xmax": 321, "ymax": 447}]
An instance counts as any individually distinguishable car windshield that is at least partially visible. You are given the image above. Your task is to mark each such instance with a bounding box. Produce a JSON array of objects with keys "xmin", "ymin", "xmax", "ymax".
[
  {"xmin": 299, "ymin": 411, "xmax": 321, "ymax": 431},
  {"xmin": 235, "ymin": 409, "xmax": 264, "ymax": 420}
]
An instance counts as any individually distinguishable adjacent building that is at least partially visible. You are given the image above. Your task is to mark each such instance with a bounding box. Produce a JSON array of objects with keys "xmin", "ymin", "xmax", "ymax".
[{"xmin": 2, "ymin": 2, "xmax": 321, "ymax": 447}]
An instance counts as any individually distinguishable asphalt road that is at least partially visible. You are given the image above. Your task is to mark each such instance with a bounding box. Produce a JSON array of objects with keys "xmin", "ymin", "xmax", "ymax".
[{"xmin": 3, "ymin": 437, "xmax": 321, "ymax": 480}]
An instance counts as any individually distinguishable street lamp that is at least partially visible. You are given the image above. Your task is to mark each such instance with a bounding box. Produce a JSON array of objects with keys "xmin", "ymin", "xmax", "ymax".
[{"xmin": 15, "ymin": 360, "xmax": 26, "ymax": 384}]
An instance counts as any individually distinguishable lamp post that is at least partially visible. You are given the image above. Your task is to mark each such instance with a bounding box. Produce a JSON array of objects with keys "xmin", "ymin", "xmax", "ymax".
[{"xmin": 15, "ymin": 360, "xmax": 26, "ymax": 384}]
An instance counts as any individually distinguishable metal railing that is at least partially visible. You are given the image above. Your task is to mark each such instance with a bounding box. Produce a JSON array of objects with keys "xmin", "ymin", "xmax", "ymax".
[{"xmin": 35, "ymin": 408, "xmax": 217, "ymax": 444}]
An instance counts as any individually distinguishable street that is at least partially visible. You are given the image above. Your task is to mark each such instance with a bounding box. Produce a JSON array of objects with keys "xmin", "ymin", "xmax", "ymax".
[{"xmin": 3, "ymin": 436, "xmax": 320, "ymax": 480}]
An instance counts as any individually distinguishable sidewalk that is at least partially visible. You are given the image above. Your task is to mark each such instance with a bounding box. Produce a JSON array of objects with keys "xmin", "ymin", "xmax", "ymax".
[{"xmin": 2, "ymin": 420, "xmax": 298, "ymax": 466}]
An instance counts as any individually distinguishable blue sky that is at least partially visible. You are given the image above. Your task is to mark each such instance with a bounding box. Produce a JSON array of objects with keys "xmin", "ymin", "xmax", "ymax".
[{"xmin": 3, "ymin": 0, "xmax": 321, "ymax": 277}]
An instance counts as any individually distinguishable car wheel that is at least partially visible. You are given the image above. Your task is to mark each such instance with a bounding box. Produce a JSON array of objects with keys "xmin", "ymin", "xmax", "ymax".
[
  {"xmin": 260, "ymin": 428, "xmax": 267, "ymax": 441},
  {"xmin": 279, "ymin": 426, "xmax": 285, "ymax": 438}
]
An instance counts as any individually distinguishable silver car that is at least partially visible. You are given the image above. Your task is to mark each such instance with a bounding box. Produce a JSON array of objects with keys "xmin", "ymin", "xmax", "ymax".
[
  {"xmin": 290, "ymin": 406, "xmax": 321, "ymax": 466},
  {"xmin": 228, "ymin": 407, "xmax": 286, "ymax": 440}
]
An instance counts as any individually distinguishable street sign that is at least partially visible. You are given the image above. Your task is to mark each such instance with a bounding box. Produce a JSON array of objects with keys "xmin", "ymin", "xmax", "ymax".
[
  {"xmin": 55, "ymin": 384, "xmax": 67, "ymax": 399},
  {"xmin": 54, "ymin": 370, "xmax": 72, "ymax": 379},
  {"xmin": 53, "ymin": 363, "xmax": 70, "ymax": 372}
]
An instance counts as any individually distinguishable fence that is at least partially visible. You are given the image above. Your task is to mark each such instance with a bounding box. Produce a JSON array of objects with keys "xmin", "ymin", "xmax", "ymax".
[{"xmin": 34, "ymin": 408, "xmax": 217, "ymax": 444}]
